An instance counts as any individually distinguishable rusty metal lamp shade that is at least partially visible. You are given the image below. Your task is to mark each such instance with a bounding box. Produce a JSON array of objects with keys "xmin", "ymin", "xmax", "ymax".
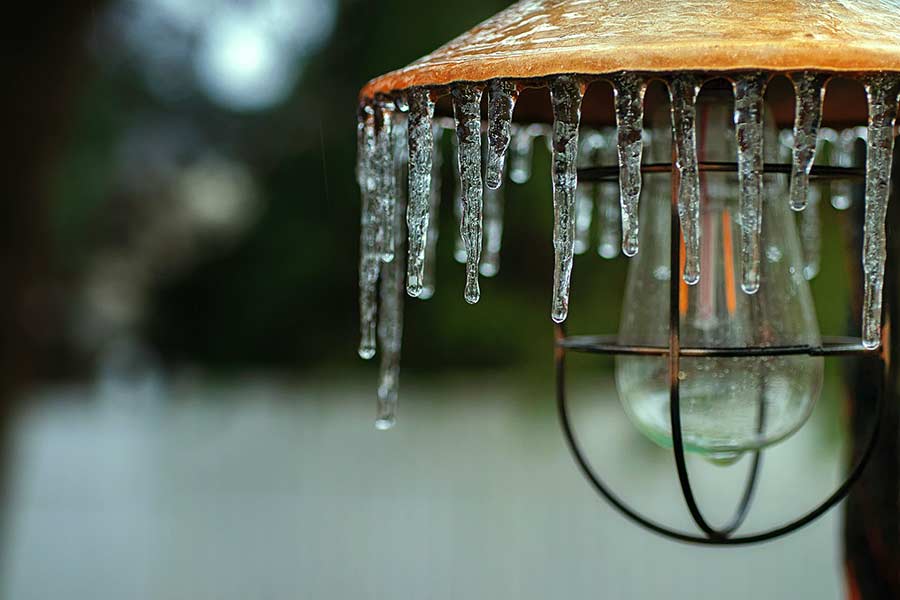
[{"xmin": 355, "ymin": 0, "xmax": 900, "ymax": 544}]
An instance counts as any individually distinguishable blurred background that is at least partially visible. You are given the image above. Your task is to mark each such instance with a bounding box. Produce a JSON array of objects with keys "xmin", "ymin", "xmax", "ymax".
[{"xmin": 0, "ymin": 1, "xmax": 868, "ymax": 598}]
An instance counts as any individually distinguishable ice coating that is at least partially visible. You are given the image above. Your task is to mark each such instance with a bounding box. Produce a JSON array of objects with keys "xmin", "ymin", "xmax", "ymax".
[
  {"xmin": 452, "ymin": 83, "xmax": 485, "ymax": 304},
  {"xmin": 549, "ymin": 75, "xmax": 584, "ymax": 323},
  {"xmin": 481, "ymin": 176, "xmax": 505, "ymax": 276},
  {"xmin": 668, "ymin": 74, "xmax": 702, "ymax": 285},
  {"xmin": 789, "ymin": 72, "xmax": 828, "ymax": 212},
  {"xmin": 861, "ymin": 73, "xmax": 900, "ymax": 349},
  {"xmin": 405, "ymin": 88, "xmax": 435, "ymax": 297},
  {"xmin": 419, "ymin": 125, "xmax": 443, "ymax": 300},
  {"xmin": 357, "ymin": 109, "xmax": 380, "ymax": 359},
  {"xmin": 376, "ymin": 187, "xmax": 407, "ymax": 430},
  {"xmin": 509, "ymin": 123, "xmax": 535, "ymax": 184},
  {"xmin": 612, "ymin": 73, "xmax": 647, "ymax": 257},
  {"xmin": 486, "ymin": 79, "xmax": 518, "ymax": 190},
  {"xmin": 732, "ymin": 72, "xmax": 769, "ymax": 294}
]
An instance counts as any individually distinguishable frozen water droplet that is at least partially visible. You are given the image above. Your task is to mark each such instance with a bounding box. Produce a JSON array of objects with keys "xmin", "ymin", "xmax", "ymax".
[
  {"xmin": 358, "ymin": 107, "xmax": 381, "ymax": 359},
  {"xmin": 376, "ymin": 180, "xmax": 406, "ymax": 428},
  {"xmin": 419, "ymin": 125, "xmax": 443, "ymax": 299},
  {"xmin": 485, "ymin": 79, "xmax": 518, "ymax": 190},
  {"xmin": 861, "ymin": 73, "xmax": 900, "ymax": 349},
  {"xmin": 374, "ymin": 416, "xmax": 395, "ymax": 430},
  {"xmin": 612, "ymin": 73, "xmax": 647, "ymax": 258},
  {"xmin": 668, "ymin": 74, "xmax": 703, "ymax": 284},
  {"xmin": 732, "ymin": 72, "xmax": 769, "ymax": 295},
  {"xmin": 452, "ymin": 84, "xmax": 485, "ymax": 304},
  {"xmin": 549, "ymin": 76, "xmax": 584, "ymax": 323},
  {"xmin": 405, "ymin": 88, "xmax": 435, "ymax": 298},
  {"xmin": 789, "ymin": 72, "xmax": 828, "ymax": 211}
]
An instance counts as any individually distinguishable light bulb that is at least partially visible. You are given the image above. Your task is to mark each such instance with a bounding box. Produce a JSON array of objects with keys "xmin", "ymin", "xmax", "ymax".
[{"xmin": 615, "ymin": 90, "xmax": 823, "ymax": 465}]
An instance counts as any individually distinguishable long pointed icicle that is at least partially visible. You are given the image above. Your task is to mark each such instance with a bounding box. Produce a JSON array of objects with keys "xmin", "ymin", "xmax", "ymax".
[
  {"xmin": 612, "ymin": 73, "xmax": 647, "ymax": 257},
  {"xmin": 373, "ymin": 104, "xmax": 397, "ymax": 263},
  {"xmin": 861, "ymin": 74, "xmax": 900, "ymax": 349},
  {"xmin": 358, "ymin": 108, "xmax": 380, "ymax": 359},
  {"xmin": 509, "ymin": 124, "xmax": 535, "ymax": 184},
  {"xmin": 733, "ymin": 72, "xmax": 769, "ymax": 294},
  {"xmin": 789, "ymin": 72, "xmax": 828, "ymax": 212},
  {"xmin": 405, "ymin": 88, "xmax": 435, "ymax": 297},
  {"xmin": 481, "ymin": 176, "xmax": 505, "ymax": 276},
  {"xmin": 549, "ymin": 76, "xmax": 584, "ymax": 323},
  {"xmin": 452, "ymin": 84, "xmax": 485, "ymax": 304},
  {"xmin": 597, "ymin": 128, "xmax": 621, "ymax": 258},
  {"xmin": 451, "ymin": 132, "xmax": 466, "ymax": 264},
  {"xmin": 420, "ymin": 125, "xmax": 443, "ymax": 299},
  {"xmin": 799, "ymin": 185, "xmax": 821, "ymax": 280},
  {"xmin": 486, "ymin": 80, "xmax": 518, "ymax": 190},
  {"xmin": 376, "ymin": 185, "xmax": 407, "ymax": 430},
  {"xmin": 668, "ymin": 75, "xmax": 703, "ymax": 285},
  {"xmin": 574, "ymin": 131, "xmax": 600, "ymax": 255}
]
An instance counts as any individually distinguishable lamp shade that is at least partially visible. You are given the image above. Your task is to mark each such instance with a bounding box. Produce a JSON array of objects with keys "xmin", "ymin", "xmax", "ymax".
[{"xmin": 360, "ymin": 0, "xmax": 900, "ymax": 102}]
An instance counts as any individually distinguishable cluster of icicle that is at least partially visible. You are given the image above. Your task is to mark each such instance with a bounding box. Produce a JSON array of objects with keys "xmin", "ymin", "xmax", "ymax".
[{"xmin": 358, "ymin": 72, "xmax": 900, "ymax": 429}]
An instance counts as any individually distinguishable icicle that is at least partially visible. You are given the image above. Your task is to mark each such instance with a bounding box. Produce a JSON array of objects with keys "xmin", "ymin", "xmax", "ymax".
[
  {"xmin": 668, "ymin": 74, "xmax": 703, "ymax": 285},
  {"xmin": 597, "ymin": 128, "xmax": 621, "ymax": 258},
  {"xmin": 481, "ymin": 175, "xmax": 505, "ymax": 276},
  {"xmin": 799, "ymin": 184, "xmax": 821, "ymax": 280},
  {"xmin": 452, "ymin": 84, "xmax": 485, "ymax": 304},
  {"xmin": 419, "ymin": 125, "xmax": 443, "ymax": 299},
  {"xmin": 376, "ymin": 181, "xmax": 407, "ymax": 430},
  {"xmin": 357, "ymin": 108, "xmax": 380, "ymax": 359},
  {"xmin": 789, "ymin": 72, "xmax": 828, "ymax": 211},
  {"xmin": 574, "ymin": 130, "xmax": 598, "ymax": 255},
  {"xmin": 781, "ymin": 129, "xmax": 824, "ymax": 280},
  {"xmin": 373, "ymin": 103, "xmax": 397, "ymax": 263},
  {"xmin": 861, "ymin": 74, "xmax": 900, "ymax": 349},
  {"xmin": 451, "ymin": 132, "xmax": 466, "ymax": 264},
  {"xmin": 612, "ymin": 73, "xmax": 647, "ymax": 257},
  {"xmin": 486, "ymin": 79, "xmax": 518, "ymax": 190},
  {"xmin": 834, "ymin": 127, "xmax": 867, "ymax": 210},
  {"xmin": 405, "ymin": 88, "xmax": 435, "ymax": 297},
  {"xmin": 509, "ymin": 124, "xmax": 535, "ymax": 184},
  {"xmin": 549, "ymin": 76, "xmax": 584, "ymax": 323},
  {"xmin": 732, "ymin": 72, "xmax": 769, "ymax": 294}
]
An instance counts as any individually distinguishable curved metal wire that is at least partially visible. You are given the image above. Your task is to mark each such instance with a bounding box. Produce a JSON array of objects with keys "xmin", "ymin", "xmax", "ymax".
[
  {"xmin": 555, "ymin": 326, "xmax": 885, "ymax": 545},
  {"xmin": 577, "ymin": 162, "xmax": 865, "ymax": 182}
]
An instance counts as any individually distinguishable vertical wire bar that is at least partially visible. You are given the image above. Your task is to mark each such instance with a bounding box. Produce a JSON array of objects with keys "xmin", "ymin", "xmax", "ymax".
[{"xmin": 668, "ymin": 153, "xmax": 724, "ymax": 539}]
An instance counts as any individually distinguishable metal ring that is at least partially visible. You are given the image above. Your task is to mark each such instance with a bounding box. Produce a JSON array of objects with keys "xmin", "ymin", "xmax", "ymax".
[{"xmin": 577, "ymin": 162, "xmax": 865, "ymax": 183}]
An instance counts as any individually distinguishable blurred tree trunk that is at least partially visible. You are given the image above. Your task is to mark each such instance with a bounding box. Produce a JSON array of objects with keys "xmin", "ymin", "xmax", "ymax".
[
  {"xmin": 0, "ymin": 1, "xmax": 102, "ymax": 553},
  {"xmin": 843, "ymin": 144, "xmax": 900, "ymax": 598}
]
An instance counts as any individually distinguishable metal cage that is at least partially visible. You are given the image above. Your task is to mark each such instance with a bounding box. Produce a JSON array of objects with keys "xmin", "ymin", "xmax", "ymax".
[{"xmin": 554, "ymin": 161, "xmax": 886, "ymax": 545}]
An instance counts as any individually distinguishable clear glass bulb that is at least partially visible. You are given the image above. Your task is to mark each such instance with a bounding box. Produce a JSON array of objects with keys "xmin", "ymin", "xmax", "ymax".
[{"xmin": 614, "ymin": 91, "xmax": 823, "ymax": 465}]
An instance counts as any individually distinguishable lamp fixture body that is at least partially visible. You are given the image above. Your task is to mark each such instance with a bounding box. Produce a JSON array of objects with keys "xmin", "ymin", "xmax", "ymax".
[{"xmin": 355, "ymin": 0, "xmax": 900, "ymax": 545}]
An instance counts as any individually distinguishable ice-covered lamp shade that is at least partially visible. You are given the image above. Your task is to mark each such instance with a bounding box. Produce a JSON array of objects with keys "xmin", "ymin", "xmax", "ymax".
[{"xmin": 354, "ymin": 0, "xmax": 900, "ymax": 544}]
